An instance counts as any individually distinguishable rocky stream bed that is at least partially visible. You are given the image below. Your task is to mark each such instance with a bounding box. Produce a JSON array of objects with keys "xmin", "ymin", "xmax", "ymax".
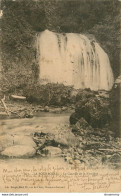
[
  {"xmin": 0, "ymin": 110, "xmax": 121, "ymax": 170},
  {"xmin": 0, "ymin": 88, "xmax": 121, "ymax": 170}
]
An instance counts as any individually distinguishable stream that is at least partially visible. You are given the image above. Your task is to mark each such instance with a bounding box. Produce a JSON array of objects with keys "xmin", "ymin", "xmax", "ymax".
[
  {"xmin": 1, "ymin": 112, "xmax": 121, "ymax": 170},
  {"xmin": 0, "ymin": 112, "xmax": 71, "ymax": 165}
]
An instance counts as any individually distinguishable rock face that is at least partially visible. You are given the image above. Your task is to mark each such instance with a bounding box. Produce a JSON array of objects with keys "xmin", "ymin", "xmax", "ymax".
[
  {"xmin": 1, "ymin": 145, "xmax": 36, "ymax": 158},
  {"xmin": 70, "ymin": 89, "xmax": 111, "ymax": 128}
]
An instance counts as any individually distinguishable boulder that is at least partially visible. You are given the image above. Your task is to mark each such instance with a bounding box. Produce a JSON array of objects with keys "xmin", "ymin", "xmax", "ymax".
[
  {"xmin": 0, "ymin": 134, "xmax": 14, "ymax": 149},
  {"xmin": 52, "ymin": 108, "xmax": 62, "ymax": 113},
  {"xmin": 70, "ymin": 90, "xmax": 111, "ymax": 128},
  {"xmin": 1, "ymin": 145, "xmax": 36, "ymax": 158},
  {"xmin": 54, "ymin": 136, "xmax": 69, "ymax": 146},
  {"xmin": 70, "ymin": 112, "xmax": 79, "ymax": 125},
  {"xmin": 44, "ymin": 106, "xmax": 49, "ymax": 112},
  {"xmin": 61, "ymin": 106, "xmax": 67, "ymax": 111},
  {"xmin": 0, "ymin": 134, "xmax": 36, "ymax": 150},
  {"xmin": 13, "ymin": 135, "xmax": 36, "ymax": 147}
]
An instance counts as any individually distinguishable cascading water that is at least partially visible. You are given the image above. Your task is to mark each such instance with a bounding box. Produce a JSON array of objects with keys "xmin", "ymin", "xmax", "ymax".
[{"xmin": 36, "ymin": 29, "xmax": 114, "ymax": 91}]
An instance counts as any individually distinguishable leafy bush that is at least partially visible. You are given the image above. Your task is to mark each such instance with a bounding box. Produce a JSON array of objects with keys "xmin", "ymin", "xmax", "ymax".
[{"xmin": 23, "ymin": 83, "xmax": 74, "ymax": 106}]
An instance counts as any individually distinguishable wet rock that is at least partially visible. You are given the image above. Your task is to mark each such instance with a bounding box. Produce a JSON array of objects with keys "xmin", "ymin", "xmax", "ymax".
[
  {"xmin": 44, "ymin": 106, "xmax": 49, "ymax": 112},
  {"xmin": 0, "ymin": 134, "xmax": 36, "ymax": 149},
  {"xmin": 61, "ymin": 106, "xmax": 67, "ymax": 111},
  {"xmin": 41, "ymin": 146, "xmax": 62, "ymax": 156},
  {"xmin": 0, "ymin": 135, "xmax": 14, "ymax": 149},
  {"xmin": 54, "ymin": 136, "xmax": 69, "ymax": 146},
  {"xmin": 13, "ymin": 135, "xmax": 36, "ymax": 148},
  {"xmin": 1, "ymin": 145, "xmax": 36, "ymax": 158},
  {"xmin": 39, "ymin": 108, "xmax": 45, "ymax": 112},
  {"xmin": 11, "ymin": 126, "xmax": 36, "ymax": 136},
  {"xmin": 53, "ymin": 108, "xmax": 62, "ymax": 113}
]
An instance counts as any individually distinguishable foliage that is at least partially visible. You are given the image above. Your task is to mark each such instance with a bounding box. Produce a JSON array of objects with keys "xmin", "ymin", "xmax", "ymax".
[{"xmin": 24, "ymin": 83, "xmax": 74, "ymax": 106}]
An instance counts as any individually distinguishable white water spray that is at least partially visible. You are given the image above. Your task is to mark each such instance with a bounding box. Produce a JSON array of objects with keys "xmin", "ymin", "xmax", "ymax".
[{"xmin": 36, "ymin": 30, "xmax": 114, "ymax": 90}]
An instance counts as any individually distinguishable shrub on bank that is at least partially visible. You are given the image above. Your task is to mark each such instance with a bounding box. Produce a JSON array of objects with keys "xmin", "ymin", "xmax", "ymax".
[{"xmin": 24, "ymin": 83, "xmax": 75, "ymax": 106}]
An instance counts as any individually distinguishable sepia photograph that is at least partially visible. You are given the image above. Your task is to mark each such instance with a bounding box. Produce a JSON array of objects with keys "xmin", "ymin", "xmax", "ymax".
[{"xmin": 0, "ymin": 0, "xmax": 121, "ymax": 193}]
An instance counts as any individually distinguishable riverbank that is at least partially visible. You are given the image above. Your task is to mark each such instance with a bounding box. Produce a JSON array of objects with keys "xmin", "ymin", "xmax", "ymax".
[
  {"xmin": 0, "ymin": 88, "xmax": 121, "ymax": 170},
  {"xmin": 0, "ymin": 110, "xmax": 121, "ymax": 169},
  {"xmin": 0, "ymin": 97, "xmax": 74, "ymax": 120}
]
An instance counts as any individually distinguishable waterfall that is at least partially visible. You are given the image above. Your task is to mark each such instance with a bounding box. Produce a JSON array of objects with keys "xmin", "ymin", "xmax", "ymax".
[{"xmin": 36, "ymin": 29, "xmax": 114, "ymax": 91}]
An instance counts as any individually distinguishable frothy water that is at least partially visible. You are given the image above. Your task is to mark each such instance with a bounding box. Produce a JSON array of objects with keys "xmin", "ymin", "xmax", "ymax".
[{"xmin": 36, "ymin": 29, "xmax": 114, "ymax": 91}]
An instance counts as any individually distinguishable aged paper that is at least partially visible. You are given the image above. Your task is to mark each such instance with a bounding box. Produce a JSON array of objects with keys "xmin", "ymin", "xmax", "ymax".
[
  {"xmin": 0, "ymin": 0, "xmax": 121, "ymax": 193},
  {"xmin": 0, "ymin": 159, "xmax": 121, "ymax": 192}
]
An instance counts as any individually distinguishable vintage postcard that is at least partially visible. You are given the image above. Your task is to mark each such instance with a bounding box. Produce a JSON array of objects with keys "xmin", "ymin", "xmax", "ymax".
[{"xmin": 0, "ymin": 0, "xmax": 121, "ymax": 193}]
